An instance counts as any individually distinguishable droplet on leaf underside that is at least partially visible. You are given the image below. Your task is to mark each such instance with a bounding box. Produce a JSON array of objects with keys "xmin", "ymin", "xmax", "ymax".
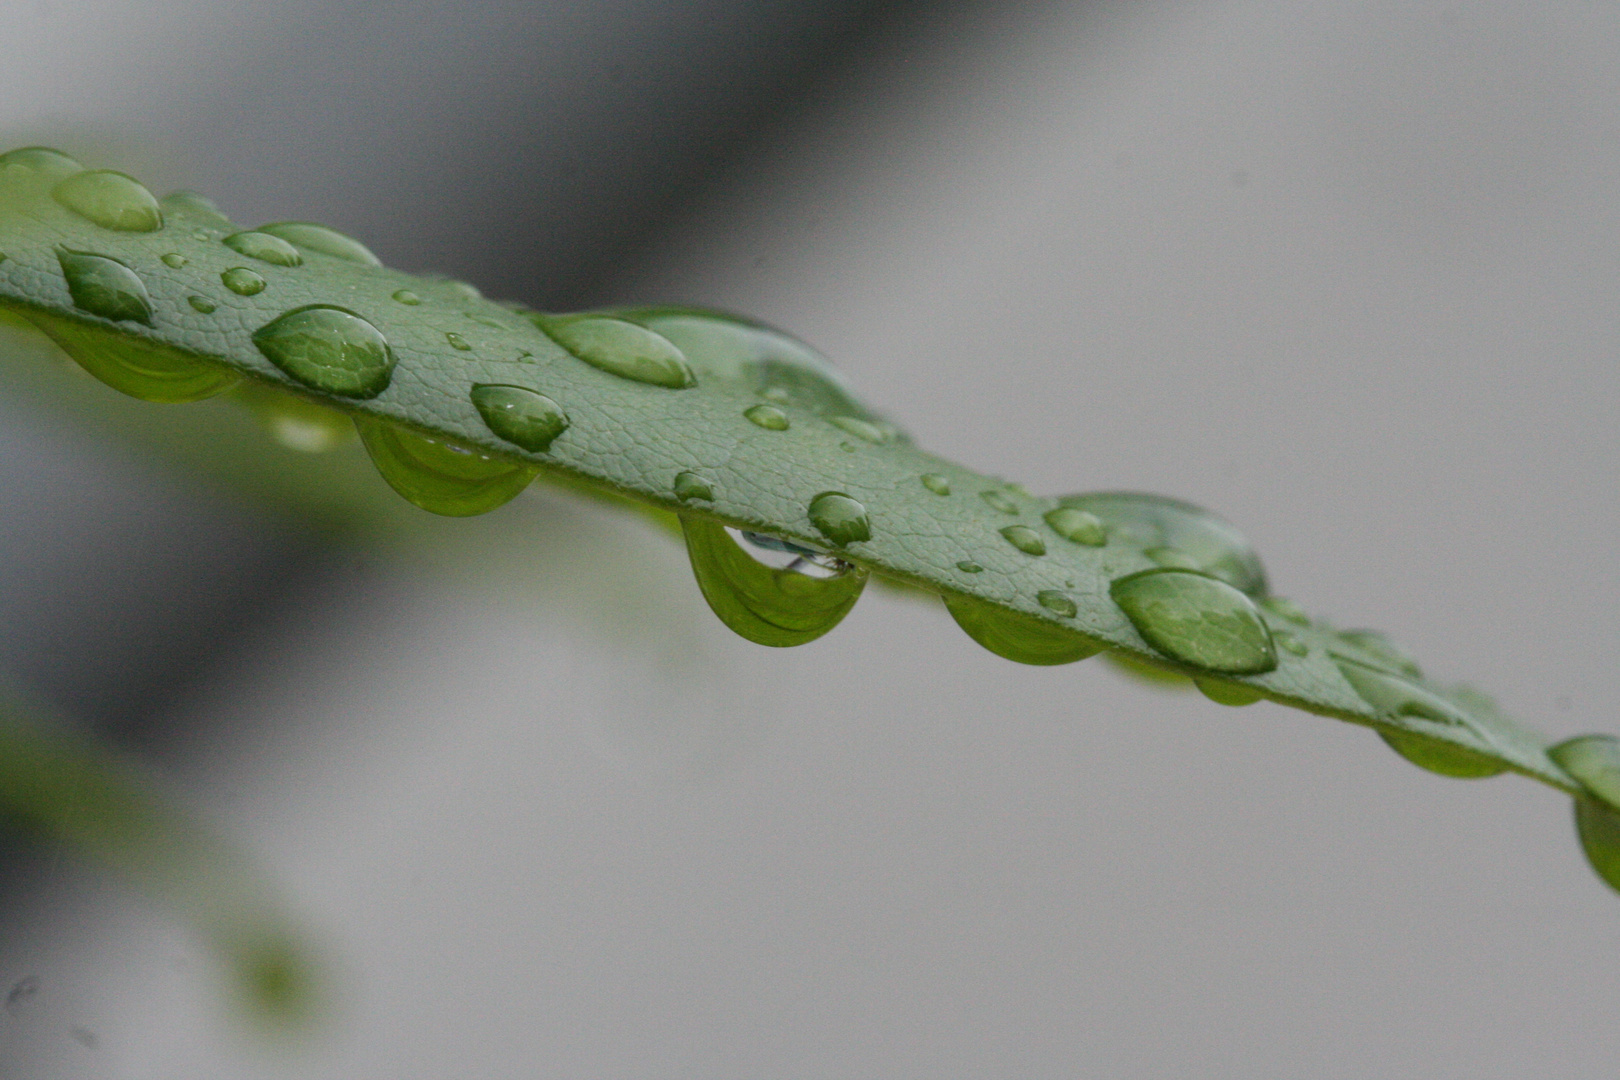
[
  {"xmin": 807, "ymin": 492, "xmax": 870, "ymax": 546},
  {"xmin": 943, "ymin": 593, "xmax": 1101, "ymax": 666},
  {"xmin": 681, "ymin": 516, "xmax": 867, "ymax": 647},
  {"xmin": 356, "ymin": 415, "xmax": 537, "ymax": 516},
  {"xmin": 51, "ymin": 170, "xmax": 163, "ymax": 232},
  {"xmin": 1195, "ymin": 677, "xmax": 1265, "ymax": 707},
  {"xmin": 1060, "ymin": 492, "xmax": 1268, "ymax": 597},
  {"xmin": 540, "ymin": 315, "xmax": 696, "ymax": 389},
  {"xmin": 28, "ymin": 307, "xmax": 237, "ymax": 403},
  {"xmin": 1573, "ymin": 796, "xmax": 1620, "ymax": 895},
  {"xmin": 1110, "ymin": 568, "xmax": 1277, "ymax": 676},
  {"xmin": 223, "ymin": 230, "xmax": 303, "ymax": 267},
  {"xmin": 256, "ymin": 221, "xmax": 380, "ymax": 266},
  {"xmin": 1549, "ymin": 736, "xmax": 1620, "ymax": 809},
  {"xmin": 1333, "ymin": 658, "xmax": 1506, "ymax": 778},
  {"xmin": 251, "ymin": 305, "xmax": 394, "ymax": 398},
  {"xmin": 470, "ymin": 384, "xmax": 569, "ymax": 453},
  {"xmin": 233, "ymin": 383, "xmax": 356, "ymax": 453}
]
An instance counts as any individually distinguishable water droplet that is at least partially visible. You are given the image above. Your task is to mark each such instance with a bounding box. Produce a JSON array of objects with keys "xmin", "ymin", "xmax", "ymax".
[
  {"xmin": 191, "ymin": 229, "xmax": 212, "ymax": 242},
  {"xmin": 51, "ymin": 170, "xmax": 163, "ymax": 232},
  {"xmin": 681, "ymin": 516, "xmax": 867, "ymax": 647},
  {"xmin": 943, "ymin": 593, "xmax": 1101, "ymax": 665},
  {"xmin": 256, "ymin": 221, "xmax": 380, "ymax": 266},
  {"xmin": 1060, "ymin": 492, "xmax": 1267, "ymax": 596},
  {"xmin": 980, "ymin": 490, "xmax": 1020, "ymax": 514},
  {"xmin": 828, "ymin": 416, "xmax": 886, "ymax": 443},
  {"xmin": 445, "ymin": 331, "xmax": 472, "ymax": 351},
  {"xmin": 233, "ymin": 382, "xmax": 356, "ymax": 452},
  {"xmin": 1275, "ymin": 630, "xmax": 1308, "ymax": 656},
  {"xmin": 1145, "ymin": 546, "xmax": 1202, "ymax": 571},
  {"xmin": 1043, "ymin": 507, "xmax": 1106, "ymax": 546},
  {"xmin": 1259, "ymin": 596, "xmax": 1309, "ymax": 625},
  {"xmin": 1378, "ymin": 729, "xmax": 1506, "ymax": 778},
  {"xmin": 222, "ymin": 267, "xmax": 266, "ymax": 296},
  {"xmin": 673, "ymin": 470, "xmax": 714, "ymax": 502},
  {"xmin": 744, "ymin": 404, "xmax": 789, "ymax": 430},
  {"xmin": 356, "ymin": 415, "xmax": 537, "ymax": 516},
  {"xmin": 1334, "ymin": 659, "xmax": 1504, "ymax": 777},
  {"xmin": 55, "ymin": 248, "xmax": 152, "ymax": 324},
  {"xmin": 921, "ymin": 474, "xmax": 951, "ymax": 496},
  {"xmin": 999, "ymin": 525, "xmax": 1046, "ymax": 556},
  {"xmin": 1111, "ymin": 569, "xmax": 1278, "ymax": 675},
  {"xmin": 159, "ymin": 191, "xmax": 230, "ymax": 226},
  {"xmin": 392, "ymin": 289, "xmax": 421, "ymax": 305},
  {"xmin": 1037, "ymin": 590, "xmax": 1077, "ymax": 617},
  {"xmin": 1334, "ymin": 629, "xmax": 1422, "ymax": 679},
  {"xmin": 0, "ymin": 146, "xmax": 83, "ymax": 180},
  {"xmin": 26, "ymin": 309, "xmax": 238, "ymax": 402},
  {"xmin": 957, "ymin": 561, "xmax": 983, "ymax": 573},
  {"xmin": 1571, "ymin": 792, "xmax": 1620, "ymax": 894},
  {"xmin": 252, "ymin": 305, "xmax": 394, "ymax": 398},
  {"xmin": 542, "ymin": 316, "xmax": 695, "ymax": 388},
  {"xmin": 808, "ymin": 492, "xmax": 870, "ymax": 545},
  {"xmin": 469, "ymin": 384, "xmax": 569, "ymax": 452},
  {"xmin": 223, "ymin": 230, "xmax": 302, "ymax": 267},
  {"xmin": 1549, "ymin": 736, "xmax": 1620, "ymax": 807},
  {"xmin": 1195, "ymin": 678, "xmax": 1264, "ymax": 706},
  {"xmin": 187, "ymin": 295, "xmax": 216, "ymax": 314},
  {"xmin": 445, "ymin": 280, "xmax": 482, "ymax": 299},
  {"xmin": 161, "ymin": 253, "xmax": 187, "ymax": 269}
]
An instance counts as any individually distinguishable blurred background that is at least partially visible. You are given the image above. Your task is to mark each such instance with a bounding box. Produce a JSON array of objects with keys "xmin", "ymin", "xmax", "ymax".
[{"xmin": 2, "ymin": 0, "xmax": 1619, "ymax": 1075}]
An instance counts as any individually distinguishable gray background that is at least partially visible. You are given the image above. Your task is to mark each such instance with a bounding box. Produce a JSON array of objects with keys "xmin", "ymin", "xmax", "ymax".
[{"xmin": 2, "ymin": 0, "xmax": 1619, "ymax": 1076}]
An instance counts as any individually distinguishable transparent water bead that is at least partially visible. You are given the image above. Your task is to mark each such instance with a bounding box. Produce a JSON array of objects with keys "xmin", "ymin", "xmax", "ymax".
[
  {"xmin": 1044, "ymin": 507, "xmax": 1106, "ymax": 546},
  {"xmin": 1060, "ymin": 492, "xmax": 1267, "ymax": 597},
  {"xmin": 0, "ymin": 146, "xmax": 83, "ymax": 180},
  {"xmin": 980, "ymin": 490, "xmax": 1020, "ymax": 514},
  {"xmin": 159, "ymin": 191, "xmax": 230, "ymax": 226},
  {"xmin": 999, "ymin": 525, "xmax": 1045, "ymax": 556},
  {"xmin": 392, "ymin": 290, "xmax": 422, "ymax": 305},
  {"xmin": 223, "ymin": 231, "xmax": 303, "ymax": 267},
  {"xmin": 234, "ymin": 383, "xmax": 356, "ymax": 453},
  {"xmin": 56, "ymin": 248, "xmax": 152, "ymax": 324},
  {"xmin": 943, "ymin": 593, "xmax": 1101, "ymax": 666},
  {"xmin": 1037, "ymin": 590, "xmax": 1077, "ymax": 617},
  {"xmin": 28, "ymin": 310, "xmax": 237, "ymax": 402},
  {"xmin": 541, "ymin": 315, "xmax": 695, "ymax": 389},
  {"xmin": 1573, "ymin": 796, "xmax": 1620, "ymax": 894},
  {"xmin": 1549, "ymin": 736, "xmax": 1620, "ymax": 808},
  {"xmin": 673, "ymin": 471, "xmax": 715, "ymax": 502},
  {"xmin": 681, "ymin": 517, "xmax": 867, "ymax": 647},
  {"xmin": 256, "ymin": 221, "xmax": 380, "ymax": 266},
  {"xmin": 1110, "ymin": 569, "xmax": 1277, "ymax": 675},
  {"xmin": 807, "ymin": 492, "xmax": 870, "ymax": 546},
  {"xmin": 161, "ymin": 253, "xmax": 188, "ymax": 269},
  {"xmin": 222, "ymin": 267, "xmax": 266, "ymax": 296},
  {"xmin": 356, "ymin": 416, "xmax": 538, "ymax": 516},
  {"xmin": 744, "ymin": 404, "xmax": 789, "ymax": 430},
  {"xmin": 1195, "ymin": 678, "xmax": 1264, "ymax": 707},
  {"xmin": 187, "ymin": 296, "xmax": 217, "ymax": 314},
  {"xmin": 827, "ymin": 416, "xmax": 887, "ymax": 443},
  {"xmin": 445, "ymin": 331, "xmax": 472, "ymax": 351},
  {"xmin": 252, "ymin": 305, "xmax": 394, "ymax": 398},
  {"xmin": 1334, "ymin": 659, "xmax": 1505, "ymax": 778},
  {"xmin": 470, "ymin": 384, "xmax": 569, "ymax": 453},
  {"xmin": 51, "ymin": 170, "xmax": 163, "ymax": 232},
  {"xmin": 920, "ymin": 474, "xmax": 951, "ymax": 496}
]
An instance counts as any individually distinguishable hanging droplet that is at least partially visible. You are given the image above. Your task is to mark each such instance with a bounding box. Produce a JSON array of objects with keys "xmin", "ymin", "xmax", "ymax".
[
  {"xmin": 356, "ymin": 415, "xmax": 537, "ymax": 516},
  {"xmin": 943, "ymin": 593, "xmax": 1101, "ymax": 666},
  {"xmin": 56, "ymin": 248, "xmax": 153, "ymax": 324},
  {"xmin": 223, "ymin": 231, "xmax": 303, "ymax": 267},
  {"xmin": 0, "ymin": 146, "xmax": 84, "ymax": 180},
  {"xmin": 233, "ymin": 383, "xmax": 356, "ymax": 453},
  {"xmin": 744, "ymin": 404, "xmax": 790, "ymax": 430},
  {"xmin": 980, "ymin": 490, "xmax": 1020, "ymax": 514},
  {"xmin": 1378, "ymin": 729, "xmax": 1507, "ymax": 779},
  {"xmin": 1334, "ymin": 629, "xmax": 1422, "ymax": 679},
  {"xmin": 51, "ymin": 170, "xmax": 163, "ymax": 232},
  {"xmin": 222, "ymin": 267, "xmax": 267, "ymax": 296},
  {"xmin": 957, "ymin": 561, "xmax": 983, "ymax": 573},
  {"xmin": 828, "ymin": 416, "xmax": 887, "ymax": 443},
  {"xmin": 921, "ymin": 474, "xmax": 951, "ymax": 496},
  {"xmin": 469, "ymin": 384, "xmax": 569, "ymax": 452},
  {"xmin": 158, "ymin": 191, "xmax": 230, "ymax": 226},
  {"xmin": 256, "ymin": 221, "xmax": 381, "ymax": 266},
  {"xmin": 541, "ymin": 316, "xmax": 695, "ymax": 388},
  {"xmin": 1195, "ymin": 678, "xmax": 1264, "ymax": 707},
  {"xmin": 1573, "ymin": 795, "xmax": 1620, "ymax": 894},
  {"xmin": 1037, "ymin": 590, "xmax": 1077, "ymax": 617},
  {"xmin": 1549, "ymin": 736, "xmax": 1620, "ymax": 808},
  {"xmin": 161, "ymin": 253, "xmax": 188, "ymax": 269},
  {"xmin": 807, "ymin": 492, "xmax": 870, "ymax": 546},
  {"xmin": 681, "ymin": 516, "xmax": 867, "ymax": 647},
  {"xmin": 392, "ymin": 289, "xmax": 422, "ymax": 305},
  {"xmin": 1111, "ymin": 569, "xmax": 1278, "ymax": 675},
  {"xmin": 1059, "ymin": 492, "xmax": 1267, "ymax": 596},
  {"xmin": 1259, "ymin": 596, "xmax": 1309, "ymax": 625},
  {"xmin": 1274, "ymin": 630, "xmax": 1308, "ymax": 657},
  {"xmin": 187, "ymin": 295, "xmax": 216, "ymax": 314},
  {"xmin": 1334, "ymin": 659, "xmax": 1505, "ymax": 778},
  {"xmin": 252, "ymin": 305, "xmax": 394, "ymax": 398},
  {"xmin": 27, "ymin": 310, "xmax": 238, "ymax": 402},
  {"xmin": 999, "ymin": 525, "xmax": 1045, "ymax": 556},
  {"xmin": 673, "ymin": 471, "xmax": 715, "ymax": 502},
  {"xmin": 1044, "ymin": 507, "xmax": 1106, "ymax": 546},
  {"xmin": 445, "ymin": 331, "xmax": 472, "ymax": 351}
]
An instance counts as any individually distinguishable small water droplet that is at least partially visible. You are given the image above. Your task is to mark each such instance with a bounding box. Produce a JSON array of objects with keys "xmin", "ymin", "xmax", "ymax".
[
  {"xmin": 957, "ymin": 561, "xmax": 983, "ymax": 573},
  {"xmin": 223, "ymin": 230, "xmax": 302, "ymax": 267},
  {"xmin": 256, "ymin": 221, "xmax": 380, "ymax": 266},
  {"xmin": 1572, "ymin": 795, "xmax": 1620, "ymax": 895},
  {"xmin": 542, "ymin": 316, "xmax": 696, "ymax": 388},
  {"xmin": 828, "ymin": 416, "xmax": 887, "ymax": 443},
  {"xmin": 191, "ymin": 229, "xmax": 212, "ymax": 242},
  {"xmin": 27, "ymin": 308, "xmax": 237, "ymax": 402},
  {"xmin": 980, "ymin": 490, "xmax": 1020, "ymax": 514},
  {"xmin": 0, "ymin": 146, "xmax": 83, "ymax": 180},
  {"xmin": 1549, "ymin": 736, "xmax": 1620, "ymax": 807},
  {"xmin": 943, "ymin": 593, "xmax": 1101, "ymax": 665},
  {"xmin": 233, "ymin": 382, "xmax": 356, "ymax": 452},
  {"xmin": 356, "ymin": 415, "xmax": 537, "ymax": 516},
  {"xmin": 161, "ymin": 253, "xmax": 188, "ymax": 269},
  {"xmin": 1037, "ymin": 590, "xmax": 1077, "ymax": 617},
  {"xmin": 1195, "ymin": 678, "xmax": 1264, "ymax": 706},
  {"xmin": 1335, "ymin": 629, "xmax": 1422, "ymax": 679},
  {"xmin": 392, "ymin": 289, "xmax": 421, "ymax": 305},
  {"xmin": 808, "ymin": 492, "xmax": 870, "ymax": 545},
  {"xmin": 673, "ymin": 470, "xmax": 714, "ymax": 502},
  {"xmin": 1259, "ymin": 596, "xmax": 1309, "ymax": 625},
  {"xmin": 999, "ymin": 525, "xmax": 1045, "ymax": 556},
  {"xmin": 252, "ymin": 305, "xmax": 394, "ymax": 398},
  {"xmin": 221, "ymin": 267, "xmax": 266, "ymax": 296},
  {"xmin": 445, "ymin": 331, "xmax": 472, "ymax": 351},
  {"xmin": 51, "ymin": 170, "xmax": 163, "ymax": 232},
  {"xmin": 1060, "ymin": 492, "xmax": 1267, "ymax": 596},
  {"xmin": 1274, "ymin": 630, "xmax": 1308, "ymax": 656},
  {"xmin": 55, "ymin": 248, "xmax": 152, "ymax": 324},
  {"xmin": 744, "ymin": 404, "xmax": 790, "ymax": 430},
  {"xmin": 1043, "ymin": 507, "xmax": 1106, "ymax": 546},
  {"xmin": 682, "ymin": 516, "xmax": 867, "ymax": 647},
  {"xmin": 470, "ymin": 384, "xmax": 569, "ymax": 452},
  {"xmin": 1111, "ymin": 569, "xmax": 1277, "ymax": 675},
  {"xmin": 187, "ymin": 295, "xmax": 216, "ymax": 314},
  {"xmin": 921, "ymin": 474, "xmax": 951, "ymax": 496},
  {"xmin": 159, "ymin": 191, "xmax": 230, "ymax": 225}
]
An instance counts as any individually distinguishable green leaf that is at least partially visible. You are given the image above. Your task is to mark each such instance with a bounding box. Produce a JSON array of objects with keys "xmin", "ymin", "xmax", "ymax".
[{"xmin": 0, "ymin": 147, "xmax": 1613, "ymax": 893}]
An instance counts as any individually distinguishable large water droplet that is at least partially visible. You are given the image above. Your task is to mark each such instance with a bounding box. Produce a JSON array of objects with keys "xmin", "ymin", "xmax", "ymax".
[
  {"xmin": 673, "ymin": 471, "xmax": 714, "ymax": 502},
  {"xmin": 920, "ymin": 474, "xmax": 951, "ymax": 496},
  {"xmin": 1378, "ymin": 729, "xmax": 1506, "ymax": 778},
  {"xmin": 541, "ymin": 316, "xmax": 695, "ymax": 388},
  {"xmin": 980, "ymin": 490, "xmax": 1020, "ymax": 514},
  {"xmin": 158, "ymin": 191, "xmax": 230, "ymax": 226},
  {"xmin": 1111, "ymin": 569, "xmax": 1277, "ymax": 675},
  {"xmin": 681, "ymin": 516, "xmax": 867, "ymax": 647},
  {"xmin": 1195, "ymin": 678, "xmax": 1264, "ymax": 706},
  {"xmin": 356, "ymin": 415, "xmax": 537, "ymax": 516},
  {"xmin": 233, "ymin": 383, "xmax": 356, "ymax": 453},
  {"xmin": 252, "ymin": 305, "xmax": 394, "ymax": 399},
  {"xmin": 1549, "ymin": 736, "xmax": 1620, "ymax": 808},
  {"xmin": 1333, "ymin": 659, "xmax": 1505, "ymax": 778},
  {"xmin": 744, "ymin": 404, "xmax": 789, "ymax": 430},
  {"xmin": 0, "ymin": 146, "xmax": 83, "ymax": 180},
  {"xmin": 1060, "ymin": 492, "xmax": 1267, "ymax": 596},
  {"xmin": 999, "ymin": 525, "xmax": 1046, "ymax": 556},
  {"xmin": 943, "ymin": 593, "xmax": 1101, "ymax": 665},
  {"xmin": 27, "ymin": 310, "xmax": 237, "ymax": 402},
  {"xmin": 55, "ymin": 248, "xmax": 152, "ymax": 324},
  {"xmin": 222, "ymin": 267, "xmax": 266, "ymax": 296},
  {"xmin": 807, "ymin": 492, "xmax": 870, "ymax": 546},
  {"xmin": 223, "ymin": 231, "xmax": 302, "ymax": 267},
  {"xmin": 1572, "ymin": 794, "xmax": 1620, "ymax": 895},
  {"xmin": 1043, "ymin": 507, "xmax": 1106, "ymax": 546},
  {"xmin": 256, "ymin": 221, "xmax": 380, "ymax": 266},
  {"xmin": 51, "ymin": 170, "xmax": 163, "ymax": 232},
  {"xmin": 470, "ymin": 384, "xmax": 569, "ymax": 452}
]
